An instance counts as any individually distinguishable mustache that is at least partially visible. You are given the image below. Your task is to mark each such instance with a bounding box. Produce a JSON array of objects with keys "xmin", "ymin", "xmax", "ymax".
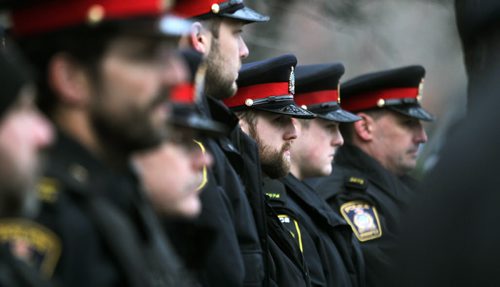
[{"xmin": 281, "ymin": 141, "xmax": 292, "ymax": 153}]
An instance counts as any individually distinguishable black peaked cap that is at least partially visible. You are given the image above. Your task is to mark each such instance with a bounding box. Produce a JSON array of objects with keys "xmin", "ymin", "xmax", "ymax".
[
  {"xmin": 226, "ymin": 54, "xmax": 314, "ymax": 119},
  {"xmin": 341, "ymin": 65, "xmax": 434, "ymax": 121},
  {"xmin": 295, "ymin": 63, "xmax": 360, "ymax": 123}
]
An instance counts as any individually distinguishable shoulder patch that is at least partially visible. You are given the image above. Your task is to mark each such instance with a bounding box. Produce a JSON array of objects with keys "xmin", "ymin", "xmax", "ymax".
[
  {"xmin": 0, "ymin": 219, "xmax": 61, "ymax": 278},
  {"xmin": 344, "ymin": 176, "xmax": 367, "ymax": 191},
  {"xmin": 277, "ymin": 214, "xmax": 304, "ymax": 254},
  {"xmin": 37, "ymin": 177, "xmax": 60, "ymax": 203},
  {"xmin": 340, "ymin": 201, "xmax": 382, "ymax": 242}
]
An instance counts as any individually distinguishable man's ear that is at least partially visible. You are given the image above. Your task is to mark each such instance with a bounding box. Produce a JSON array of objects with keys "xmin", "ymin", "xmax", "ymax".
[
  {"xmin": 47, "ymin": 53, "xmax": 91, "ymax": 107},
  {"xmin": 353, "ymin": 112, "xmax": 375, "ymax": 142},
  {"xmin": 239, "ymin": 118, "xmax": 250, "ymax": 135},
  {"xmin": 188, "ymin": 22, "xmax": 212, "ymax": 55}
]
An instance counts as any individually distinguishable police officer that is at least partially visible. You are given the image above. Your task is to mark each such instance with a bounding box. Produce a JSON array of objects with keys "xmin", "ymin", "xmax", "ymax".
[
  {"xmin": 225, "ymin": 54, "xmax": 315, "ymax": 287},
  {"xmin": 6, "ymin": 1, "xmax": 194, "ymax": 286},
  {"xmin": 165, "ymin": 1, "xmax": 271, "ymax": 286},
  {"xmin": 308, "ymin": 65, "xmax": 434, "ymax": 287},
  {"xmin": 0, "ymin": 46, "xmax": 54, "ymax": 287},
  {"xmin": 280, "ymin": 63, "xmax": 365, "ymax": 287}
]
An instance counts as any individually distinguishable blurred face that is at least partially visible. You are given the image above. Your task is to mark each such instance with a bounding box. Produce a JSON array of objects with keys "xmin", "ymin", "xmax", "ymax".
[
  {"xmin": 134, "ymin": 130, "xmax": 213, "ymax": 218},
  {"xmin": 243, "ymin": 111, "xmax": 298, "ymax": 179},
  {"xmin": 205, "ymin": 19, "xmax": 249, "ymax": 99},
  {"xmin": 369, "ymin": 111, "xmax": 428, "ymax": 176},
  {"xmin": 0, "ymin": 87, "xmax": 54, "ymax": 216},
  {"xmin": 91, "ymin": 35, "xmax": 187, "ymax": 153},
  {"xmin": 291, "ymin": 118, "xmax": 344, "ymax": 180}
]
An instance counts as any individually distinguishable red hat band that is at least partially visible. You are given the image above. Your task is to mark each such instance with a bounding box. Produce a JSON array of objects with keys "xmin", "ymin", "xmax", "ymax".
[
  {"xmin": 223, "ymin": 82, "xmax": 289, "ymax": 108},
  {"xmin": 172, "ymin": 0, "xmax": 232, "ymax": 18},
  {"xmin": 171, "ymin": 83, "xmax": 195, "ymax": 104},
  {"xmin": 341, "ymin": 87, "xmax": 419, "ymax": 112},
  {"xmin": 295, "ymin": 89, "xmax": 339, "ymax": 107},
  {"xmin": 12, "ymin": 0, "xmax": 172, "ymax": 37}
]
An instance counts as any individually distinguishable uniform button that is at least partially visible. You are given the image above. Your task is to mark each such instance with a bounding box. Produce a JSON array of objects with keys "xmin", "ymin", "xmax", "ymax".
[{"xmin": 69, "ymin": 164, "xmax": 88, "ymax": 183}]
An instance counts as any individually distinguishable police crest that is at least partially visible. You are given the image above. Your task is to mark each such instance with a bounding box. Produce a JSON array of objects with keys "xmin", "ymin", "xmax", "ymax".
[
  {"xmin": 340, "ymin": 201, "xmax": 382, "ymax": 242},
  {"xmin": 0, "ymin": 219, "xmax": 61, "ymax": 278},
  {"xmin": 289, "ymin": 66, "xmax": 295, "ymax": 95}
]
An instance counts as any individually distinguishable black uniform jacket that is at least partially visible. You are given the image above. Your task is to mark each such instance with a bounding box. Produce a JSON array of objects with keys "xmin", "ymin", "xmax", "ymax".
[
  {"xmin": 262, "ymin": 177, "xmax": 311, "ymax": 287},
  {"xmin": 167, "ymin": 97, "xmax": 265, "ymax": 287},
  {"xmin": 308, "ymin": 144, "xmax": 416, "ymax": 287},
  {"xmin": 35, "ymin": 131, "xmax": 189, "ymax": 287},
  {"xmin": 281, "ymin": 174, "xmax": 366, "ymax": 287}
]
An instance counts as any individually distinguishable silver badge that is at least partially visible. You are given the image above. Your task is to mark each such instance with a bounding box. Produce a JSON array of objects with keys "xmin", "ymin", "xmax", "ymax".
[{"xmin": 289, "ymin": 66, "xmax": 295, "ymax": 95}]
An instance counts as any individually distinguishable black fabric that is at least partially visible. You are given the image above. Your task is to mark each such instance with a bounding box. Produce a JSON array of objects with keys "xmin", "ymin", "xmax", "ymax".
[
  {"xmin": 281, "ymin": 174, "xmax": 366, "ymax": 287},
  {"xmin": 34, "ymin": 131, "xmax": 191, "ymax": 287},
  {"xmin": 307, "ymin": 144, "xmax": 416, "ymax": 287}
]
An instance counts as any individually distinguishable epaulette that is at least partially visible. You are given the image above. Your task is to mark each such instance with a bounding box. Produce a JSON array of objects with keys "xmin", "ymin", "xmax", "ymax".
[
  {"xmin": 340, "ymin": 201, "xmax": 382, "ymax": 242},
  {"xmin": 263, "ymin": 178, "xmax": 287, "ymax": 206},
  {"xmin": 37, "ymin": 177, "xmax": 60, "ymax": 204},
  {"xmin": 344, "ymin": 176, "xmax": 368, "ymax": 191},
  {"xmin": 0, "ymin": 219, "xmax": 61, "ymax": 278}
]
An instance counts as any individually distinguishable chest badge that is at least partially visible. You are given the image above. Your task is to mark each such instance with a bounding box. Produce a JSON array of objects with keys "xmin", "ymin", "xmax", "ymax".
[{"xmin": 340, "ymin": 201, "xmax": 382, "ymax": 242}]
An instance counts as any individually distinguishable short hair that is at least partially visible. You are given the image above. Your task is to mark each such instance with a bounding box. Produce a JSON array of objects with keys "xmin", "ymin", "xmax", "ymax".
[
  {"xmin": 340, "ymin": 109, "xmax": 386, "ymax": 143},
  {"xmin": 235, "ymin": 110, "xmax": 258, "ymax": 139},
  {"xmin": 198, "ymin": 17, "xmax": 223, "ymax": 39}
]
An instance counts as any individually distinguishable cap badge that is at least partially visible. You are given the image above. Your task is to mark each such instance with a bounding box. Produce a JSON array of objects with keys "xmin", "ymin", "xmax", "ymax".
[
  {"xmin": 337, "ymin": 83, "xmax": 341, "ymax": 103},
  {"xmin": 289, "ymin": 66, "xmax": 295, "ymax": 95},
  {"xmin": 418, "ymin": 78, "xmax": 425, "ymax": 98}
]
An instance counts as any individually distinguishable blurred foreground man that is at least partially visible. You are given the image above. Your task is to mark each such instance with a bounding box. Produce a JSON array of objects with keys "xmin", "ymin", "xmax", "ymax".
[
  {"xmin": 0, "ymin": 47, "xmax": 54, "ymax": 287},
  {"xmin": 6, "ymin": 1, "xmax": 194, "ymax": 286},
  {"xmin": 309, "ymin": 66, "xmax": 434, "ymax": 287},
  {"xmin": 166, "ymin": 1, "xmax": 271, "ymax": 286},
  {"xmin": 387, "ymin": 1, "xmax": 500, "ymax": 286},
  {"xmin": 135, "ymin": 49, "xmax": 224, "ymax": 219},
  {"xmin": 225, "ymin": 54, "xmax": 315, "ymax": 286},
  {"xmin": 283, "ymin": 63, "xmax": 365, "ymax": 287}
]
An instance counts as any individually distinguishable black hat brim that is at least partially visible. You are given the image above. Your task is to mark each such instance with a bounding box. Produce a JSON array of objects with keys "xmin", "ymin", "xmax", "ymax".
[
  {"xmin": 316, "ymin": 109, "xmax": 361, "ymax": 123},
  {"xmin": 387, "ymin": 105, "xmax": 435, "ymax": 122},
  {"xmin": 251, "ymin": 102, "xmax": 315, "ymax": 119},
  {"xmin": 220, "ymin": 6, "xmax": 269, "ymax": 23},
  {"xmin": 170, "ymin": 115, "xmax": 228, "ymax": 138}
]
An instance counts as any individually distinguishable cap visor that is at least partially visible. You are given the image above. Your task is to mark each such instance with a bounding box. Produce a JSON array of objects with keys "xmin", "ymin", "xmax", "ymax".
[
  {"xmin": 169, "ymin": 115, "xmax": 228, "ymax": 137},
  {"xmin": 317, "ymin": 109, "xmax": 361, "ymax": 123},
  {"xmin": 388, "ymin": 105, "xmax": 435, "ymax": 121},
  {"xmin": 253, "ymin": 103, "xmax": 315, "ymax": 119},
  {"xmin": 221, "ymin": 6, "xmax": 269, "ymax": 23}
]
